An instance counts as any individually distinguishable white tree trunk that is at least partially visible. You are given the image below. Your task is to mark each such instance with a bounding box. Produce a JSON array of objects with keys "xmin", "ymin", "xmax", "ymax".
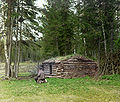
[
  {"xmin": 83, "ymin": 38, "xmax": 87, "ymax": 56},
  {"xmin": 102, "ymin": 21, "xmax": 107, "ymax": 56},
  {"xmin": 1, "ymin": 1, "xmax": 10, "ymax": 77},
  {"xmin": 4, "ymin": 33, "xmax": 10, "ymax": 77},
  {"xmin": 2, "ymin": 0, "xmax": 12, "ymax": 77}
]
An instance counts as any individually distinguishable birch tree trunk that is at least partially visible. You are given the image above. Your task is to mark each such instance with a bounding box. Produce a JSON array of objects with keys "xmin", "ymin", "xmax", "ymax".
[
  {"xmin": 3, "ymin": 0, "xmax": 12, "ymax": 77},
  {"xmin": 83, "ymin": 38, "xmax": 87, "ymax": 56},
  {"xmin": 14, "ymin": 24, "xmax": 19, "ymax": 78},
  {"xmin": 4, "ymin": 32, "xmax": 9, "ymax": 77},
  {"xmin": 1, "ymin": 2, "xmax": 8, "ymax": 76},
  {"xmin": 102, "ymin": 21, "xmax": 107, "ymax": 56}
]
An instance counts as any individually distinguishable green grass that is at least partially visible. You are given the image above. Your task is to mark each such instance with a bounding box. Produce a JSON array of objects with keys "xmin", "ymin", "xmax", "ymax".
[
  {"xmin": 48, "ymin": 54, "xmax": 79, "ymax": 61},
  {"xmin": 0, "ymin": 75, "xmax": 120, "ymax": 102},
  {"xmin": 18, "ymin": 72, "xmax": 31, "ymax": 77}
]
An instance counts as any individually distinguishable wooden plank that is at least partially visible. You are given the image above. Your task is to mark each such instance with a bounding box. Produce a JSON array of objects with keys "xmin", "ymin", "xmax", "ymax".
[{"xmin": 63, "ymin": 62, "xmax": 97, "ymax": 64}]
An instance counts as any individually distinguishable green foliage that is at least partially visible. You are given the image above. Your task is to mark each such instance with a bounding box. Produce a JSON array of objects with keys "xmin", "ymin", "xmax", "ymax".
[
  {"xmin": 38, "ymin": 0, "xmax": 120, "ymax": 61},
  {"xmin": 39, "ymin": 0, "xmax": 75, "ymax": 58},
  {"xmin": 0, "ymin": 0, "xmax": 120, "ymax": 77},
  {"xmin": 102, "ymin": 74, "xmax": 120, "ymax": 81},
  {"xmin": 114, "ymin": 38, "xmax": 120, "ymax": 50}
]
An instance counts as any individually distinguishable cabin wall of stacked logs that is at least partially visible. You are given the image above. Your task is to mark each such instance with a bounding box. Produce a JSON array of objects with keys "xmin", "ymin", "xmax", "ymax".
[
  {"xmin": 56, "ymin": 62, "xmax": 97, "ymax": 78},
  {"xmin": 43, "ymin": 61, "xmax": 98, "ymax": 78}
]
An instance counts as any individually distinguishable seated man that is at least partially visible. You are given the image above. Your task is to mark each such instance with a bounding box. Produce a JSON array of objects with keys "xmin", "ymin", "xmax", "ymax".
[{"xmin": 35, "ymin": 67, "xmax": 47, "ymax": 83}]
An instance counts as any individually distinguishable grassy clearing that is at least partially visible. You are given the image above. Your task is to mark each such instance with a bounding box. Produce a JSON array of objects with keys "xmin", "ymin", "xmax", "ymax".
[
  {"xmin": 0, "ymin": 75, "xmax": 120, "ymax": 102},
  {"xmin": 0, "ymin": 62, "xmax": 37, "ymax": 78}
]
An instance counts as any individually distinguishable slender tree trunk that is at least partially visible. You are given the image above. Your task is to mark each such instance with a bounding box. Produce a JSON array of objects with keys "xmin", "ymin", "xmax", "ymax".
[
  {"xmin": 14, "ymin": 0, "xmax": 19, "ymax": 78},
  {"xmin": 8, "ymin": 24, "xmax": 12, "ymax": 77},
  {"xmin": 2, "ymin": 2, "xmax": 8, "ymax": 76},
  {"xmin": 98, "ymin": 37, "xmax": 100, "ymax": 63},
  {"xmin": 17, "ymin": 22, "xmax": 22, "ymax": 75},
  {"xmin": 4, "ymin": 33, "xmax": 9, "ymax": 77},
  {"xmin": 83, "ymin": 38, "xmax": 87, "ymax": 56},
  {"xmin": 102, "ymin": 21, "xmax": 107, "ymax": 56},
  {"xmin": 110, "ymin": 25, "xmax": 114, "ymax": 53},
  {"xmin": 116, "ymin": 0, "xmax": 119, "ymax": 38},
  {"xmin": 97, "ymin": 37, "xmax": 101, "ymax": 75},
  {"xmin": 56, "ymin": 37, "xmax": 59, "ymax": 56},
  {"xmin": 14, "ymin": 27, "xmax": 18, "ymax": 77},
  {"xmin": 7, "ymin": 0, "xmax": 12, "ymax": 77},
  {"xmin": 3, "ymin": 0, "xmax": 12, "ymax": 78}
]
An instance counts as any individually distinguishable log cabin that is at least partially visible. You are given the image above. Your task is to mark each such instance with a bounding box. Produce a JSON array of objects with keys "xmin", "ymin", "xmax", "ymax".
[{"xmin": 41, "ymin": 56, "xmax": 98, "ymax": 78}]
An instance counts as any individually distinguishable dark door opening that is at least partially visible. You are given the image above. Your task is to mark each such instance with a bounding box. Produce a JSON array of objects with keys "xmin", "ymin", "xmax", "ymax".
[
  {"xmin": 42, "ymin": 64, "xmax": 44, "ymax": 71},
  {"xmin": 50, "ymin": 64, "xmax": 52, "ymax": 74}
]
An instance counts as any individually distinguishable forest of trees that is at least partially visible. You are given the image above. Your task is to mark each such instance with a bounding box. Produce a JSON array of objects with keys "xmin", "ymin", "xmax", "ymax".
[{"xmin": 0, "ymin": 0, "xmax": 120, "ymax": 78}]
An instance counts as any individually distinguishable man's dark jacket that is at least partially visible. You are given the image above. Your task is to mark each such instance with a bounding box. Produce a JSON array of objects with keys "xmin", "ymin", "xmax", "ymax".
[{"xmin": 37, "ymin": 69, "xmax": 45, "ymax": 79}]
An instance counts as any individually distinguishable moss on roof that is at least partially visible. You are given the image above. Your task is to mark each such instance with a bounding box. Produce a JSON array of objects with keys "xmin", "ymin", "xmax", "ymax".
[
  {"xmin": 53, "ymin": 54, "xmax": 78, "ymax": 61},
  {"xmin": 43, "ymin": 54, "xmax": 80, "ymax": 63}
]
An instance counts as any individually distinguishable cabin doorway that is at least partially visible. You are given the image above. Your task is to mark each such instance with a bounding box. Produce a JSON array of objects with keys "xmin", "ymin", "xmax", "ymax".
[{"xmin": 50, "ymin": 64, "xmax": 52, "ymax": 74}]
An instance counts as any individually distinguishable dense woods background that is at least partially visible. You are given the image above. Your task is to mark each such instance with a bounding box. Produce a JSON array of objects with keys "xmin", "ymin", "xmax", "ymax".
[{"xmin": 0, "ymin": 0, "xmax": 120, "ymax": 78}]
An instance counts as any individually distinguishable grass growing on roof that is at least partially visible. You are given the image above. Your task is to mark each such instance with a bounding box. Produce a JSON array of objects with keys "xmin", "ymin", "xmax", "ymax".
[
  {"xmin": 48, "ymin": 54, "xmax": 80, "ymax": 61},
  {"xmin": 0, "ymin": 75, "xmax": 120, "ymax": 102}
]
